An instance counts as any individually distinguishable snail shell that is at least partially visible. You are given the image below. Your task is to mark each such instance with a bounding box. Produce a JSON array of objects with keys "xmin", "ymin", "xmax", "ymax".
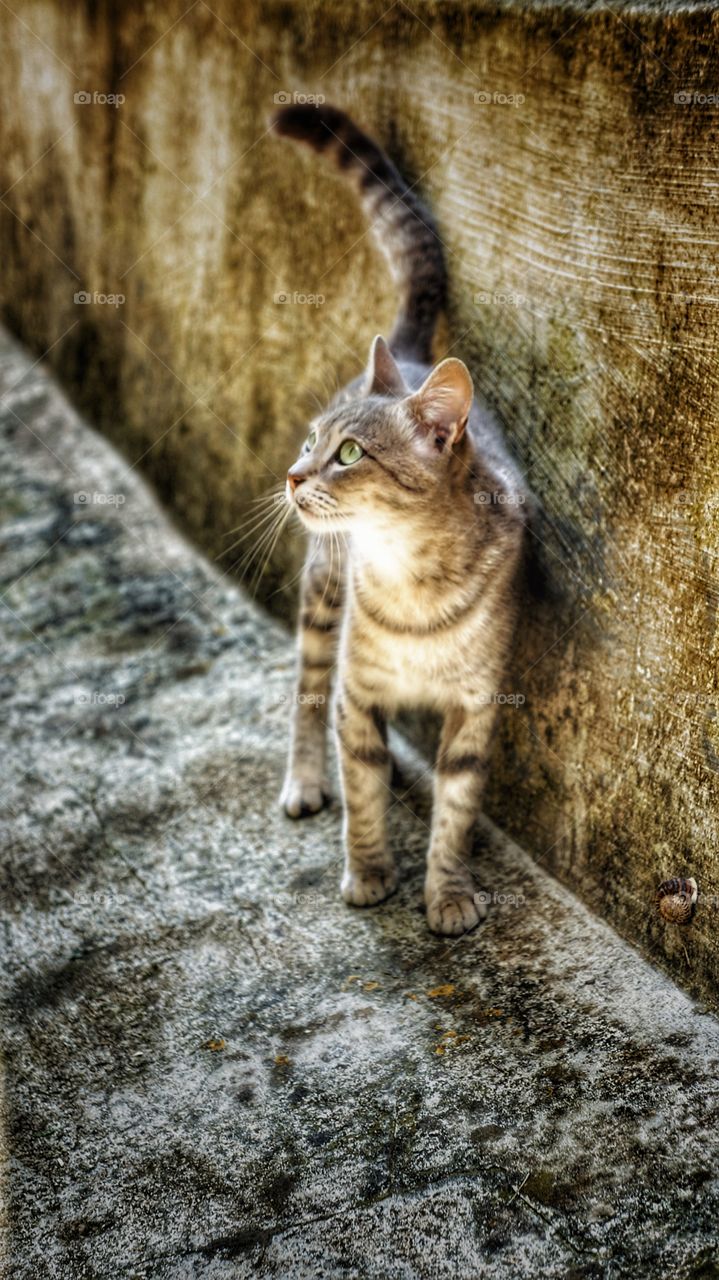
[{"xmin": 656, "ymin": 877, "xmax": 698, "ymax": 924}]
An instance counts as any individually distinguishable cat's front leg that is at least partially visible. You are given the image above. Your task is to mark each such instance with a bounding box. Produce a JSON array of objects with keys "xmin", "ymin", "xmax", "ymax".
[
  {"xmin": 336, "ymin": 684, "xmax": 397, "ymax": 907},
  {"xmin": 280, "ymin": 537, "xmax": 342, "ymax": 817},
  {"xmin": 425, "ymin": 704, "xmax": 496, "ymax": 936}
]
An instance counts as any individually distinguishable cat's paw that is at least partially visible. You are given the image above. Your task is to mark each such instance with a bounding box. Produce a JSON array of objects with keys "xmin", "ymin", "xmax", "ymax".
[
  {"xmin": 426, "ymin": 892, "xmax": 485, "ymax": 937},
  {"xmin": 341, "ymin": 866, "xmax": 398, "ymax": 907},
  {"xmin": 280, "ymin": 774, "xmax": 330, "ymax": 818}
]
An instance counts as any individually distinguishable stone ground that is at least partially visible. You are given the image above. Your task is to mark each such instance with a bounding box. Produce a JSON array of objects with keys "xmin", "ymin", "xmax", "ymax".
[{"xmin": 1, "ymin": 323, "xmax": 718, "ymax": 1280}]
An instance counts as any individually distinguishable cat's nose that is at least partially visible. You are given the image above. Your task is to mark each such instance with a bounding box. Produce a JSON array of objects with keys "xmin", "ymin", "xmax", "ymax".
[{"xmin": 287, "ymin": 469, "xmax": 305, "ymax": 494}]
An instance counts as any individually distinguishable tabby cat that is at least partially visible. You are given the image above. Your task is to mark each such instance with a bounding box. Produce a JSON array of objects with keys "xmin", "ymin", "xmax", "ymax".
[{"xmin": 272, "ymin": 104, "xmax": 530, "ymax": 936}]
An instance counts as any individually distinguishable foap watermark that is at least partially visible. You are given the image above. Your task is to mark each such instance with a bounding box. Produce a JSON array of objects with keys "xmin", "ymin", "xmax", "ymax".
[
  {"xmin": 474, "ymin": 90, "xmax": 525, "ymax": 107},
  {"xmin": 474, "ymin": 290, "xmax": 526, "ymax": 308},
  {"xmin": 75, "ymin": 690, "xmax": 126, "ymax": 707},
  {"xmin": 678, "ymin": 490, "xmax": 719, "ymax": 511},
  {"xmin": 74, "ymin": 290, "xmax": 125, "ymax": 307},
  {"xmin": 653, "ymin": 490, "xmax": 719, "ymax": 528},
  {"xmin": 278, "ymin": 692, "xmax": 326, "ymax": 706},
  {"xmin": 477, "ymin": 691, "xmax": 526, "ymax": 707},
  {"xmin": 672, "ymin": 291, "xmax": 716, "ymax": 306},
  {"xmin": 74, "ymin": 90, "xmax": 125, "ymax": 108},
  {"xmin": 69, "ymin": 890, "xmax": 130, "ymax": 909},
  {"xmin": 474, "ymin": 890, "xmax": 527, "ymax": 908},
  {"xmin": 74, "ymin": 490, "xmax": 126, "ymax": 506},
  {"xmin": 474, "ymin": 491, "xmax": 526, "ymax": 507},
  {"xmin": 271, "ymin": 889, "xmax": 326, "ymax": 908},
  {"xmin": 674, "ymin": 90, "xmax": 719, "ymax": 107},
  {"xmin": 274, "ymin": 290, "xmax": 325, "ymax": 307},
  {"xmin": 273, "ymin": 91, "xmax": 325, "ymax": 106},
  {"xmin": 693, "ymin": 892, "xmax": 719, "ymax": 910},
  {"xmin": 674, "ymin": 691, "xmax": 714, "ymax": 707}
]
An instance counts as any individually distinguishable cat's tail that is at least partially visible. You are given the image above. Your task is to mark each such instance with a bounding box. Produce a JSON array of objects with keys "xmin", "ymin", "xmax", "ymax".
[{"xmin": 270, "ymin": 104, "xmax": 447, "ymax": 363}]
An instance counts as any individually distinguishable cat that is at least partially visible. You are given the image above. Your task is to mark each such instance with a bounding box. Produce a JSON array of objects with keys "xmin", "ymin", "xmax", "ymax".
[{"xmin": 272, "ymin": 104, "xmax": 531, "ymax": 936}]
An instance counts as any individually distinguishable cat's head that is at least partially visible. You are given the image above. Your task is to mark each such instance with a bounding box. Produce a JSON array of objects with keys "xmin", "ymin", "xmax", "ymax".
[{"xmin": 286, "ymin": 336, "xmax": 473, "ymax": 532}]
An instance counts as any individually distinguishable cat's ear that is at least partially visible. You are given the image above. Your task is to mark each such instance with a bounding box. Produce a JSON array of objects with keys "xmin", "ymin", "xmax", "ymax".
[
  {"xmin": 364, "ymin": 335, "xmax": 408, "ymax": 397},
  {"xmin": 407, "ymin": 358, "xmax": 473, "ymax": 449}
]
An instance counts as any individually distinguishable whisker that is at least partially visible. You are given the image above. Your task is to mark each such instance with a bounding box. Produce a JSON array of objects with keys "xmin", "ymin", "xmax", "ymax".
[
  {"xmin": 250, "ymin": 504, "xmax": 292, "ymax": 596},
  {"xmin": 218, "ymin": 499, "xmax": 288, "ymax": 560},
  {"xmin": 223, "ymin": 496, "xmax": 285, "ymax": 539},
  {"xmin": 221, "ymin": 489, "xmax": 285, "ymax": 539},
  {"xmin": 266, "ymin": 536, "xmax": 321, "ymax": 603},
  {"xmin": 227, "ymin": 502, "xmax": 289, "ymax": 580}
]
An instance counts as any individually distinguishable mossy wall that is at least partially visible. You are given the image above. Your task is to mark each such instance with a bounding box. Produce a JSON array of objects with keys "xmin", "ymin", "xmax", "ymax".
[{"xmin": 1, "ymin": 0, "xmax": 718, "ymax": 999}]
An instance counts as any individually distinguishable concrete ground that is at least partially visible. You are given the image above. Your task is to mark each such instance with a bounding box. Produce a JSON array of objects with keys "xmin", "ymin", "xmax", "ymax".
[{"xmin": 1, "ymin": 324, "xmax": 719, "ymax": 1280}]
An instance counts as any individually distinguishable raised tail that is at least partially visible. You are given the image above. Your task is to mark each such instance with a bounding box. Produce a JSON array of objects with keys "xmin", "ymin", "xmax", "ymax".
[{"xmin": 271, "ymin": 104, "xmax": 447, "ymax": 364}]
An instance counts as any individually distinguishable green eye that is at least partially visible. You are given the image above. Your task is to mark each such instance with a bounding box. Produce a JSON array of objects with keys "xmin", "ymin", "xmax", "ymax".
[
  {"xmin": 338, "ymin": 439, "xmax": 364, "ymax": 466},
  {"xmin": 304, "ymin": 429, "xmax": 317, "ymax": 453}
]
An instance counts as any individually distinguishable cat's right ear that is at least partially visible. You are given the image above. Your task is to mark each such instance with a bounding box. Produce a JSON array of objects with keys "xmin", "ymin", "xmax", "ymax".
[
  {"xmin": 407, "ymin": 358, "xmax": 473, "ymax": 450},
  {"xmin": 364, "ymin": 336, "xmax": 408, "ymax": 398}
]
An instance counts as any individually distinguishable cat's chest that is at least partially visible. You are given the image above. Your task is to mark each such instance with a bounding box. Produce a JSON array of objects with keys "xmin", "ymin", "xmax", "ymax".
[{"xmin": 342, "ymin": 609, "xmax": 479, "ymax": 712}]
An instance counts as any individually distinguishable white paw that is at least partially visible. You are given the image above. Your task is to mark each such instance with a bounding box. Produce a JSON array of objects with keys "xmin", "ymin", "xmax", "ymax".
[
  {"xmin": 280, "ymin": 774, "xmax": 330, "ymax": 818},
  {"xmin": 426, "ymin": 892, "xmax": 484, "ymax": 937},
  {"xmin": 341, "ymin": 866, "xmax": 398, "ymax": 907}
]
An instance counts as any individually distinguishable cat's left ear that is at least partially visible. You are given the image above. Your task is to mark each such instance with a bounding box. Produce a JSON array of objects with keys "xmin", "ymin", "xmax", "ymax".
[
  {"xmin": 364, "ymin": 335, "xmax": 408, "ymax": 397},
  {"xmin": 408, "ymin": 358, "xmax": 473, "ymax": 449}
]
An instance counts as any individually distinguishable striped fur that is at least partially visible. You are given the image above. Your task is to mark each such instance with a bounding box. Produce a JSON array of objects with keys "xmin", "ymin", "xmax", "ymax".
[
  {"xmin": 274, "ymin": 106, "xmax": 532, "ymax": 936},
  {"xmin": 271, "ymin": 104, "xmax": 446, "ymax": 361}
]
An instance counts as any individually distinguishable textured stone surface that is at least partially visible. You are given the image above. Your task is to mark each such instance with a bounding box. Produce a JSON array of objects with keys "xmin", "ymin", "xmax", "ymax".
[
  {"xmin": 0, "ymin": 1, "xmax": 718, "ymax": 994},
  {"xmin": 3, "ymin": 332, "xmax": 719, "ymax": 1278}
]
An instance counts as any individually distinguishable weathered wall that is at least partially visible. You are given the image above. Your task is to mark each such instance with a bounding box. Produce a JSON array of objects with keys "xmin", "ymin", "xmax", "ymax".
[{"xmin": 1, "ymin": 0, "xmax": 718, "ymax": 1000}]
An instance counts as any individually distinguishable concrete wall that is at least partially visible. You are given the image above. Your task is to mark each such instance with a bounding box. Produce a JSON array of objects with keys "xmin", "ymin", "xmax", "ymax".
[{"xmin": 1, "ymin": 0, "xmax": 718, "ymax": 1000}]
